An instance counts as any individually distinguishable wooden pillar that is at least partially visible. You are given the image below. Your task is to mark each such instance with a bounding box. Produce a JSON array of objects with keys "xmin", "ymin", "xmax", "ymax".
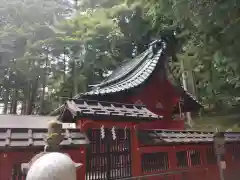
[
  {"xmin": 187, "ymin": 150, "xmax": 192, "ymax": 167},
  {"xmin": 168, "ymin": 146, "xmax": 177, "ymax": 170},
  {"xmin": 78, "ymin": 147, "xmax": 86, "ymax": 180},
  {"xmin": 200, "ymin": 146, "xmax": 206, "ymax": 166},
  {"xmin": 76, "ymin": 119, "xmax": 91, "ymax": 180},
  {"xmin": 131, "ymin": 126, "xmax": 141, "ymax": 177}
]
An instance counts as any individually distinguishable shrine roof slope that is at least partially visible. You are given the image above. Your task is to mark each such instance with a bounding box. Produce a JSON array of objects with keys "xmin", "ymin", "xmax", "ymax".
[
  {"xmin": 49, "ymin": 34, "xmax": 201, "ymax": 116},
  {"xmin": 0, "ymin": 115, "xmax": 76, "ymax": 129},
  {"xmin": 0, "ymin": 115, "xmax": 89, "ymax": 150},
  {"xmin": 138, "ymin": 129, "xmax": 240, "ymax": 145},
  {"xmin": 76, "ymin": 37, "xmax": 201, "ymax": 111},
  {"xmin": 79, "ymin": 40, "xmax": 163, "ymax": 96},
  {"xmin": 59, "ymin": 99, "xmax": 162, "ymax": 122},
  {"xmin": 0, "ymin": 128, "xmax": 89, "ymax": 150}
]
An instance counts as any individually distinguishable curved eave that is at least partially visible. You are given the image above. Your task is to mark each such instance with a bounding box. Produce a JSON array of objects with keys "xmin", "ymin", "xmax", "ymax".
[
  {"xmin": 172, "ymin": 93, "xmax": 202, "ymax": 113},
  {"xmin": 94, "ymin": 50, "xmax": 151, "ymax": 88},
  {"xmin": 183, "ymin": 89, "xmax": 201, "ymax": 106},
  {"xmin": 181, "ymin": 90, "xmax": 202, "ymax": 111},
  {"xmin": 83, "ymin": 49, "xmax": 163, "ymax": 96}
]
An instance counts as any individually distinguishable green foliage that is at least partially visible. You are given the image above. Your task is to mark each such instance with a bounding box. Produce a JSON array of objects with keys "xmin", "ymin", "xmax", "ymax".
[
  {"xmin": 1, "ymin": 0, "xmax": 240, "ymax": 115},
  {"xmin": 137, "ymin": 0, "xmax": 240, "ymax": 111}
]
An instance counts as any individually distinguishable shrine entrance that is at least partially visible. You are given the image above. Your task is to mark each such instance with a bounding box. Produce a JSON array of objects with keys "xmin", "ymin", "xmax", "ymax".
[{"xmin": 86, "ymin": 128, "xmax": 132, "ymax": 180}]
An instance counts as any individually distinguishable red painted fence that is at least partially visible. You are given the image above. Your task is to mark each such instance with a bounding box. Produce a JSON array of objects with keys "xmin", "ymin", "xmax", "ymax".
[
  {"xmin": 133, "ymin": 143, "xmax": 240, "ymax": 180},
  {"xmin": 0, "ymin": 129, "xmax": 240, "ymax": 180}
]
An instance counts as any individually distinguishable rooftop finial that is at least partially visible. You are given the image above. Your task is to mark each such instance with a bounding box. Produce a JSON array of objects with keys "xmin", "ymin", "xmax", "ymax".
[{"xmin": 149, "ymin": 30, "xmax": 178, "ymax": 55}]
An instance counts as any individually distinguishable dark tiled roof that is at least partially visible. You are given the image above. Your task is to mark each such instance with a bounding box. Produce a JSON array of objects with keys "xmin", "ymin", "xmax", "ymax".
[
  {"xmin": 49, "ymin": 35, "xmax": 201, "ymax": 116},
  {"xmin": 85, "ymin": 49, "xmax": 162, "ymax": 96},
  {"xmin": 0, "ymin": 128, "xmax": 89, "ymax": 150},
  {"xmin": 95, "ymin": 50, "xmax": 151, "ymax": 88},
  {"xmin": 176, "ymin": 90, "xmax": 202, "ymax": 112},
  {"xmin": 77, "ymin": 40, "xmax": 165, "ymax": 97},
  {"xmin": 59, "ymin": 99, "xmax": 162, "ymax": 122},
  {"xmin": 138, "ymin": 130, "xmax": 240, "ymax": 145},
  {"xmin": 76, "ymin": 37, "xmax": 201, "ymax": 112}
]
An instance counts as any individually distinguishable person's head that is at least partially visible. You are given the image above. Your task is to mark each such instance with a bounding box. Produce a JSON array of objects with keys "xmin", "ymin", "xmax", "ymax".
[{"xmin": 26, "ymin": 152, "xmax": 81, "ymax": 180}]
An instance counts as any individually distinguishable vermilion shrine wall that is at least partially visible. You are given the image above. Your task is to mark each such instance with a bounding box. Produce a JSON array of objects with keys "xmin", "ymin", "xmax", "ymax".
[{"xmin": 125, "ymin": 73, "xmax": 184, "ymax": 130}]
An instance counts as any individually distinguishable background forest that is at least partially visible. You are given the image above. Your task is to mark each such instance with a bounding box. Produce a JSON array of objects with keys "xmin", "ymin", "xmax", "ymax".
[{"xmin": 1, "ymin": 0, "xmax": 240, "ymax": 129}]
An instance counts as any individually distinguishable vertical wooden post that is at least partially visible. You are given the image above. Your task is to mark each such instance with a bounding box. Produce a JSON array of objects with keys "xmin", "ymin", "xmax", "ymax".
[
  {"xmin": 200, "ymin": 146, "xmax": 206, "ymax": 166},
  {"xmin": 76, "ymin": 146, "xmax": 86, "ymax": 180},
  {"xmin": 168, "ymin": 146, "xmax": 177, "ymax": 170},
  {"xmin": 213, "ymin": 131, "xmax": 226, "ymax": 180},
  {"xmin": 178, "ymin": 99, "xmax": 182, "ymax": 119},
  {"xmin": 131, "ymin": 126, "xmax": 141, "ymax": 177},
  {"xmin": 187, "ymin": 150, "xmax": 192, "ymax": 167}
]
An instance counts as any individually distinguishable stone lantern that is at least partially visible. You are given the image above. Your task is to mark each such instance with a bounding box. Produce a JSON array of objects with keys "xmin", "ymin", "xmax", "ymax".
[{"xmin": 21, "ymin": 119, "xmax": 82, "ymax": 178}]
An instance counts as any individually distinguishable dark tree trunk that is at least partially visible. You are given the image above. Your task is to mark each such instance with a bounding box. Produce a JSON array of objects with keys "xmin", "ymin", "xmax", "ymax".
[
  {"xmin": 72, "ymin": 60, "xmax": 77, "ymax": 97},
  {"xmin": 25, "ymin": 81, "xmax": 31, "ymax": 115},
  {"xmin": 21, "ymin": 100, "xmax": 26, "ymax": 115},
  {"xmin": 11, "ymin": 88, "xmax": 18, "ymax": 114},
  {"xmin": 63, "ymin": 47, "xmax": 66, "ymax": 82},
  {"xmin": 27, "ymin": 78, "xmax": 39, "ymax": 115},
  {"xmin": 40, "ymin": 54, "xmax": 49, "ymax": 114},
  {"xmin": 22, "ymin": 83, "xmax": 29, "ymax": 115},
  {"xmin": 3, "ymin": 87, "xmax": 9, "ymax": 114},
  {"xmin": 39, "ymin": 77, "xmax": 46, "ymax": 114}
]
